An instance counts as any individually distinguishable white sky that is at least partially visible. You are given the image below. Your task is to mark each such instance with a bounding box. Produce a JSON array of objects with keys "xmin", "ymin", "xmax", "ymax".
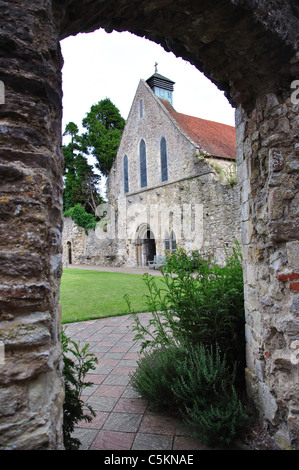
[{"xmin": 60, "ymin": 28, "xmax": 235, "ymax": 134}]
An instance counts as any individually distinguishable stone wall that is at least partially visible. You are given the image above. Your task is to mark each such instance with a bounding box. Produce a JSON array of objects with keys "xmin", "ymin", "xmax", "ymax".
[
  {"xmin": 236, "ymin": 92, "xmax": 299, "ymax": 449},
  {"xmin": 62, "ymin": 216, "xmax": 119, "ymax": 266},
  {"xmin": 107, "ymin": 174, "xmax": 240, "ymax": 267},
  {"xmin": 0, "ymin": 2, "xmax": 64, "ymax": 449}
]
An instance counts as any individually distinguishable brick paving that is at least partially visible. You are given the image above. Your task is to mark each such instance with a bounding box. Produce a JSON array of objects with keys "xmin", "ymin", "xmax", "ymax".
[
  {"xmin": 65, "ymin": 310, "xmax": 249, "ymax": 451},
  {"xmin": 64, "ymin": 311, "xmax": 215, "ymax": 451}
]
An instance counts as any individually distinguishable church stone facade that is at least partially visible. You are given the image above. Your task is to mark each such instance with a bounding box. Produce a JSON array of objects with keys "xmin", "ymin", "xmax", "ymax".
[{"xmin": 105, "ymin": 71, "xmax": 240, "ymax": 267}]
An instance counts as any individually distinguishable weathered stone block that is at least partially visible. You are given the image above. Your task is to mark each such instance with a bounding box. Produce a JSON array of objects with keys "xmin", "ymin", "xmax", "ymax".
[{"xmin": 258, "ymin": 382, "xmax": 278, "ymax": 425}]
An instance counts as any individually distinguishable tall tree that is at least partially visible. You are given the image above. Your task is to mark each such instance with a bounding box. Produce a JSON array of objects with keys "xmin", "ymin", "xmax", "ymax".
[
  {"xmin": 62, "ymin": 122, "xmax": 102, "ymax": 213},
  {"xmin": 82, "ymin": 98, "xmax": 125, "ymax": 176}
]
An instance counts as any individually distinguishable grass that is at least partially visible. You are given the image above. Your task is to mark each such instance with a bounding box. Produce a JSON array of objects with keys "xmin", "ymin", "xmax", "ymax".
[{"xmin": 60, "ymin": 268, "xmax": 165, "ymax": 324}]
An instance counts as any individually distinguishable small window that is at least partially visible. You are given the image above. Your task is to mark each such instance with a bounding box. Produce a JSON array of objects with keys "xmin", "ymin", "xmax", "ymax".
[
  {"xmin": 164, "ymin": 231, "xmax": 176, "ymax": 253},
  {"xmin": 164, "ymin": 232, "xmax": 170, "ymax": 253},
  {"xmin": 140, "ymin": 139, "xmax": 147, "ymax": 187},
  {"xmin": 139, "ymin": 100, "xmax": 143, "ymax": 118},
  {"xmin": 124, "ymin": 155, "xmax": 129, "ymax": 193},
  {"xmin": 160, "ymin": 137, "xmax": 168, "ymax": 182}
]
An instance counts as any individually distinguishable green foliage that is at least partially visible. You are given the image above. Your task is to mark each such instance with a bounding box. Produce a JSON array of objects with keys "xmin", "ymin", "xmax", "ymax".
[
  {"xmin": 82, "ymin": 98, "xmax": 125, "ymax": 176},
  {"xmin": 62, "ymin": 121, "xmax": 103, "ymax": 213},
  {"xmin": 130, "ymin": 343, "xmax": 247, "ymax": 447},
  {"xmin": 63, "ymin": 204, "xmax": 98, "ymax": 234},
  {"xmin": 125, "ymin": 274, "xmax": 176, "ymax": 352},
  {"xmin": 163, "ymin": 242, "xmax": 245, "ymax": 385},
  {"xmin": 183, "ymin": 387, "xmax": 248, "ymax": 447},
  {"xmin": 62, "ymin": 328, "xmax": 98, "ymax": 450},
  {"xmin": 209, "ymin": 160, "xmax": 237, "ymax": 187},
  {"xmin": 128, "ymin": 240, "xmax": 247, "ymax": 447},
  {"xmin": 129, "ymin": 345, "xmax": 187, "ymax": 411},
  {"xmin": 163, "ymin": 247, "xmax": 211, "ymax": 275},
  {"xmin": 170, "ymin": 344, "xmax": 247, "ymax": 446},
  {"xmin": 128, "ymin": 241, "xmax": 245, "ymax": 385}
]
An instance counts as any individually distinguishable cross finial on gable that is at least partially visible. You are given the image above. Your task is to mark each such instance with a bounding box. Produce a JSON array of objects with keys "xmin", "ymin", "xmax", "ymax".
[{"xmin": 154, "ymin": 62, "xmax": 158, "ymax": 73}]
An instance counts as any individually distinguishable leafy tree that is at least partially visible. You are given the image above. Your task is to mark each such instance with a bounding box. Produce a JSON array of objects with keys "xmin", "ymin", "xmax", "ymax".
[
  {"xmin": 82, "ymin": 98, "xmax": 125, "ymax": 176},
  {"xmin": 62, "ymin": 122, "xmax": 103, "ymax": 213}
]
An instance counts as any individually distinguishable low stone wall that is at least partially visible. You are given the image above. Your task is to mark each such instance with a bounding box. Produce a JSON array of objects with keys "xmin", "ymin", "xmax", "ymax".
[{"xmin": 62, "ymin": 217, "xmax": 119, "ymax": 267}]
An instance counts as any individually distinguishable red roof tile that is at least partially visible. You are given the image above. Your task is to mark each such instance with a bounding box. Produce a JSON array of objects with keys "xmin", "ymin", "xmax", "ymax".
[{"xmin": 160, "ymin": 99, "xmax": 236, "ymax": 160}]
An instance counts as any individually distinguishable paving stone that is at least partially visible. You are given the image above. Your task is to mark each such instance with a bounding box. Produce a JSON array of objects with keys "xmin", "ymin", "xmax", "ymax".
[
  {"xmin": 122, "ymin": 385, "xmax": 142, "ymax": 399},
  {"xmin": 132, "ymin": 433, "xmax": 173, "ymax": 450},
  {"xmin": 103, "ymin": 412, "xmax": 143, "ymax": 432},
  {"xmin": 139, "ymin": 413, "xmax": 177, "ymax": 435},
  {"xmin": 113, "ymin": 397, "xmax": 148, "ymax": 414},
  {"xmin": 93, "ymin": 365, "xmax": 115, "ymax": 375},
  {"xmin": 70, "ymin": 312, "xmax": 250, "ymax": 451},
  {"xmin": 93, "ymin": 384, "xmax": 126, "ymax": 398},
  {"xmin": 77, "ymin": 411, "xmax": 109, "ymax": 430},
  {"xmin": 103, "ymin": 374, "xmax": 131, "ymax": 386},
  {"xmin": 90, "ymin": 430, "xmax": 135, "ymax": 450},
  {"xmin": 173, "ymin": 435, "xmax": 210, "ymax": 450},
  {"xmin": 87, "ymin": 396, "xmax": 118, "ymax": 412},
  {"xmin": 72, "ymin": 428, "xmax": 99, "ymax": 450}
]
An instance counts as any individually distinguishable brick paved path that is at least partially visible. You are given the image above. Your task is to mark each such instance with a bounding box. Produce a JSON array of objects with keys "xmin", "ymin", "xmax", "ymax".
[{"xmin": 64, "ymin": 311, "xmax": 248, "ymax": 451}]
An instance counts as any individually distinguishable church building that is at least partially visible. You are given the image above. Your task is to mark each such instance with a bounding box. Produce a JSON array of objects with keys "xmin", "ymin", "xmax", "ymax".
[{"xmin": 106, "ymin": 68, "xmax": 240, "ymax": 267}]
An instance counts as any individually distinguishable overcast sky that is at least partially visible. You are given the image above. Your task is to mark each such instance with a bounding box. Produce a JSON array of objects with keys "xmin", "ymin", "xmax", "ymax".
[{"xmin": 60, "ymin": 28, "xmax": 235, "ymax": 135}]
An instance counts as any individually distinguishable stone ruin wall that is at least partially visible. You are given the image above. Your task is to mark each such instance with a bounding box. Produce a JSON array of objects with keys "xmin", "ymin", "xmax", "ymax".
[
  {"xmin": 236, "ymin": 93, "xmax": 299, "ymax": 449},
  {"xmin": 62, "ymin": 173, "xmax": 241, "ymax": 269},
  {"xmin": 0, "ymin": 2, "xmax": 65, "ymax": 449},
  {"xmin": 114, "ymin": 175, "xmax": 240, "ymax": 267},
  {"xmin": 62, "ymin": 217, "xmax": 119, "ymax": 267}
]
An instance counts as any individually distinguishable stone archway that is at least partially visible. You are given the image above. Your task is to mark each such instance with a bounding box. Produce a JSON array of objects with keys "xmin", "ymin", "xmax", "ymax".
[
  {"xmin": 135, "ymin": 224, "xmax": 156, "ymax": 267},
  {"xmin": 0, "ymin": 0, "xmax": 298, "ymax": 450}
]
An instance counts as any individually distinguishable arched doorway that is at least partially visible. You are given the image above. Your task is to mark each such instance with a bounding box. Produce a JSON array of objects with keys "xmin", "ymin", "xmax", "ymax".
[{"xmin": 135, "ymin": 224, "xmax": 156, "ymax": 267}]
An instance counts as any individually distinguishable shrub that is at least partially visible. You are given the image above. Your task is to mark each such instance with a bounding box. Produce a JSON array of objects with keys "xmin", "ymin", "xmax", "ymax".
[
  {"xmin": 183, "ymin": 386, "xmax": 248, "ymax": 447},
  {"xmin": 63, "ymin": 204, "xmax": 98, "ymax": 234},
  {"xmin": 129, "ymin": 345, "xmax": 186, "ymax": 412},
  {"xmin": 163, "ymin": 241, "xmax": 245, "ymax": 386},
  {"xmin": 128, "ymin": 240, "xmax": 247, "ymax": 447},
  {"xmin": 128, "ymin": 241, "xmax": 245, "ymax": 387},
  {"xmin": 130, "ymin": 343, "xmax": 247, "ymax": 447},
  {"xmin": 62, "ymin": 328, "xmax": 98, "ymax": 450}
]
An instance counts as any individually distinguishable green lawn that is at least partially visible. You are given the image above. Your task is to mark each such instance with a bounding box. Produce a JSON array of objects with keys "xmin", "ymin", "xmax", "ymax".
[{"xmin": 60, "ymin": 268, "xmax": 165, "ymax": 324}]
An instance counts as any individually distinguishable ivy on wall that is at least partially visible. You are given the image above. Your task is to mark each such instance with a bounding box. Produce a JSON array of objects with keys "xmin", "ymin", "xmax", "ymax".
[{"xmin": 63, "ymin": 204, "xmax": 98, "ymax": 234}]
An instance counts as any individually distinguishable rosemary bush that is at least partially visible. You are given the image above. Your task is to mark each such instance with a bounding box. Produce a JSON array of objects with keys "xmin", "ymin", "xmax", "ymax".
[
  {"xmin": 129, "ymin": 343, "xmax": 247, "ymax": 446},
  {"xmin": 129, "ymin": 345, "xmax": 187, "ymax": 411}
]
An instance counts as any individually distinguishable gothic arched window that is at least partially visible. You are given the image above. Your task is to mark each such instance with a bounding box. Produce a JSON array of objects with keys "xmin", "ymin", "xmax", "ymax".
[
  {"xmin": 124, "ymin": 154, "xmax": 129, "ymax": 193},
  {"xmin": 160, "ymin": 137, "xmax": 168, "ymax": 182},
  {"xmin": 140, "ymin": 139, "xmax": 147, "ymax": 187}
]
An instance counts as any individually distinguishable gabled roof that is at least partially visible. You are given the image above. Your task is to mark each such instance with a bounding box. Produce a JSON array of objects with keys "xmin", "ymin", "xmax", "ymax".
[{"xmin": 160, "ymin": 99, "xmax": 236, "ymax": 160}]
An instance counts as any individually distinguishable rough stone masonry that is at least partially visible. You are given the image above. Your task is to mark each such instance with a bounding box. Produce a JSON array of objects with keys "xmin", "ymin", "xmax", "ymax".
[{"xmin": 0, "ymin": 0, "xmax": 298, "ymax": 449}]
